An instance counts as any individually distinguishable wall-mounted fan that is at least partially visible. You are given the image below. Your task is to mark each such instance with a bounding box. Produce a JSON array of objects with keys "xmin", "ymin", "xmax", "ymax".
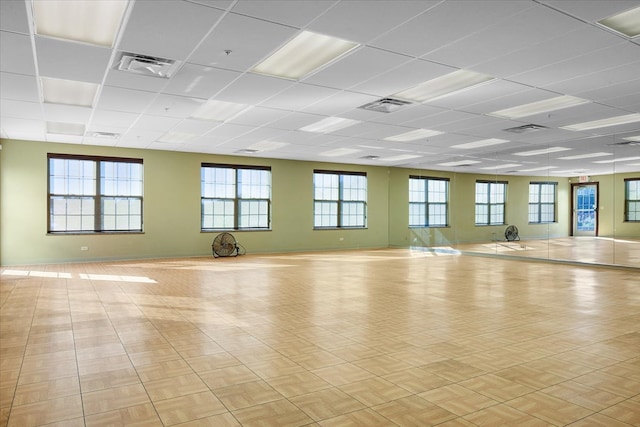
[
  {"xmin": 505, "ymin": 225, "xmax": 520, "ymax": 242},
  {"xmin": 212, "ymin": 232, "xmax": 240, "ymax": 257}
]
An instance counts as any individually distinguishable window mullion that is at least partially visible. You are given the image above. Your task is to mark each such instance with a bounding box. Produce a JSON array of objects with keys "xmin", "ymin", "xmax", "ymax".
[{"xmin": 95, "ymin": 161, "xmax": 101, "ymax": 232}]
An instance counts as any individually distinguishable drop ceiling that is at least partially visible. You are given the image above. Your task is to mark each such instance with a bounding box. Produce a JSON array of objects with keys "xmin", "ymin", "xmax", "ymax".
[{"xmin": 1, "ymin": 0, "xmax": 639, "ymax": 176}]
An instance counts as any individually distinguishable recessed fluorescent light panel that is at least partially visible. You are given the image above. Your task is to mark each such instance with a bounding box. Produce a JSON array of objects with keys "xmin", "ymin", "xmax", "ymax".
[
  {"xmin": 558, "ymin": 152, "xmax": 613, "ymax": 160},
  {"xmin": 252, "ymin": 30, "xmax": 359, "ymax": 80},
  {"xmin": 593, "ymin": 156, "xmax": 640, "ymax": 164},
  {"xmin": 246, "ymin": 141, "xmax": 288, "ymax": 151},
  {"xmin": 300, "ymin": 117, "xmax": 360, "ymax": 133},
  {"xmin": 490, "ymin": 95, "xmax": 589, "ymax": 119},
  {"xmin": 319, "ymin": 148, "xmax": 361, "ymax": 157},
  {"xmin": 598, "ymin": 5, "xmax": 640, "ymax": 38},
  {"xmin": 518, "ymin": 166, "xmax": 558, "ymax": 172},
  {"xmin": 157, "ymin": 132, "xmax": 197, "ymax": 143},
  {"xmin": 561, "ymin": 113, "xmax": 640, "ymax": 131},
  {"xmin": 191, "ymin": 100, "xmax": 250, "ymax": 122},
  {"xmin": 480, "ymin": 164, "xmax": 522, "ymax": 170},
  {"xmin": 41, "ymin": 77, "xmax": 99, "ymax": 107},
  {"xmin": 451, "ymin": 138, "xmax": 509, "ymax": 149},
  {"xmin": 384, "ymin": 128, "xmax": 443, "ymax": 142},
  {"xmin": 438, "ymin": 160, "xmax": 482, "ymax": 167},
  {"xmin": 46, "ymin": 121, "xmax": 86, "ymax": 136},
  {"xmin": 393, "ymin": 69, "xmax": 494, "ymax": 103},
  {"xmin": 33, "ymin": 0, "xmax": 128, "ymax": 47},
  {"xmin": 381, "ymin": 154, "xmax": 422, "ymax": 162},
  {"xmin": 513, "ymin": 147, "xmax": 571, "ymax": 156},
  {"xmin": 624, "ymin": 135, "xmax": 640, "ymax": 142}
]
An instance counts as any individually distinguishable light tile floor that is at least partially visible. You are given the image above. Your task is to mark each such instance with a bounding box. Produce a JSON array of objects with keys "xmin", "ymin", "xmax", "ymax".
[{"xmin": 1, "ymin": 248, "xmax": 639, "ymax": 426}]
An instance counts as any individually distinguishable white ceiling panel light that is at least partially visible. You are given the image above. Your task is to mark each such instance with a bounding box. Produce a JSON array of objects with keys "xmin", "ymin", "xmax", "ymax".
[
  {"xmin": 489, "ymin": 95, "xmax": 589, "ymax": 119},
  {"xmin": 41, "ymin": 77, "xmax": 99, "ymax": 107},
  {"xmin": 480, "ymin": 164, "xmax": 522, "ymax": 170},
  {"xmin": 558, "ymin": 152, "xmax": 613, "ymax": 160},
  {"xmin": 593, "ymin": 156, "xmax": 640, "ymax": 164},
  {"xmin": 437, "ymin": 160, "xmax": 482, "ymax": 167},
  {"xmin": 33, "ymin": 0, "xmax": 128, "ymax": 47},
  {"xmin": 190, "ymin": 100, "xmax": 251, "ymax": 122},
  {"xmin": 623, "ymin": 135, "xmax": 640, "ymax": 142},
  {"xmin": 451, "ymin": 138, "xmax": 509, "ymax": 149},
  {"xmin": 513, "ymin": 147, "xmax": 571, "ymax": 156},
  {"xmin": 561, "ymin": 113, "xmax": 640, "ymax": 131},
  {"xmin": 246, "ymin": 140, "xmax": 288, "ymax": 152},
  {"xmin": 319, "ymin": 148, "xmax": 361, "ymax": 157},
  {"xmin": 300, "ymin": 117, "xmax": 360, "ymax": 133},
  {"xmin": 393, "ymin": 70, "xmax": 494, "ymax": 103},
  {"xmin": 384, "ymin": 128, "xmax": 443, "ymax": 142},
  {"xmin": 380, "ymin": 154, "xmax": 422, "ymax": 162},
  {"xmin": 518, "ymin": 166, "xmax": 558, "ymax": 172},
  {"xmin": 598, "ymin": 5, "xmax": 640, "ymax": 38},
  {"xmin": 252, "ymin": 30, "xmax": 360, "ymax": 80},
  {"xmin": 46, "ymin": 121, "xmax": 85, "ymax": 136}
]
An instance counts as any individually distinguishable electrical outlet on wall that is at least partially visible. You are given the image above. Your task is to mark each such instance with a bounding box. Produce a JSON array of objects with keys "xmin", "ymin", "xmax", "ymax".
[{"xmin": 80, "ymin": 246, "xmax": 89, "ymax": 251}]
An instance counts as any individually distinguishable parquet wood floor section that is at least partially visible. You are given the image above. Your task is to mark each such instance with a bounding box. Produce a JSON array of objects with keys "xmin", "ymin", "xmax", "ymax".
[{"xmin": 1, "ymin": 248, "xmax": 638, "ymax": 426}]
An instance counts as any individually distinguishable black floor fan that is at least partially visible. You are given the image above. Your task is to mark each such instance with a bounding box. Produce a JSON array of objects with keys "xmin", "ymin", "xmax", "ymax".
[{"xmin": 211, "ymin": 232, "xmax": 240, "ymax": 257}]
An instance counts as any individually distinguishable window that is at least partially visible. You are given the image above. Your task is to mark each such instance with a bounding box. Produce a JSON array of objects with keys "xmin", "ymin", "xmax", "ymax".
[
  {"xmin": 201, "ymin": 164, "xmax": 271, "ymax": 230},
  {"xmin": 409, "ymin": 176, "xmax": 449, "ymax": 227},
  {"xmin": 625, "ymin": 178, "xmax": 640, "ymax": 222},
  {"xmin": 475, "ymin": 181, "xmax": 507, "ymax": 225},
  {"xmin": 529, "ymin": 182, "xmax": 557, "ymax": 223},
  {"xmin": 48, "ymin": 154, "xmax": 143, "ymax": 233},
  {"xmin": 314, "ymin": 170, "xmax": 366, "ymax": 228}
]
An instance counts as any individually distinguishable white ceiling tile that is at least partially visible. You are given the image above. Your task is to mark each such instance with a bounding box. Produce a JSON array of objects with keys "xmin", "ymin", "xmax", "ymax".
[
  {"xmin": 91, "ymin": 109, "xmax": 140, "ymax": 128},
  {"xmin": 260, "ymin": 83, "xmax": 337, "ymax": 111},
  {"xmin": 0, "ymin": 117, "xmax": 45, "ymax": 140},
  {"xmin": 539, "ymin": 0, "xmax": 640, "ymax": 22},
  {"xmin": 304, "ymin": 47, "xmax": 412, "ymax": 90},
  {"xmin": 104, "ymin": 68, "xmax": 169, "ymax": 92},
  {"xmin": 162, "ymin": 64, "xmax": 240, "ymax": 99},
  {"xmin": 308, "ymin": 1, "xmax": 438, "ymax": 44},
  {"xmin": 131, "ymin": 114, "xmax": 181, "ymax": 132},
  {"xmin": 35, "ymin": 37, "xmax": 112, "ymax": 83},
  {"xmin": 544, "ymin": 62, "xmax": 640, "ymax": 97},
  {"xmin": 371, "ymin": 0, "xmax": 532, "ymax": 57},
  {"xmin": 0, "ymin": 31, "xmax": 36, "ymax": 75},
  {"xmin": 1, "ymin": 99, "xmax": 43, "ymax": 120},
  {"xmin": 0, "ymin": 72, "xmax": 40, "ymax": 102},
  {"xmin": 0, "ymin": 0, "xmax": 29, "ymax": 34},
  {"xmin": 215, "ymin": 73, "xmax": 294, "ymax": 105},
  {"xmin": 118, "ymin": 1, "xmax": 224, "ymax": 60},
  {"xmin": 264, "ymin": 111, "xmax": 324, "ymax": 131},
  {"xmin": 350, "ymin": 59, "xmax": 454, "ymax": 98},
  {"xmin": 230, "ymin": 1, "xmax": 332, "ymax": 28},
  {"xmin": 190, "ymin": 12, "xmax": 298, "ymax": 71},
  {"xmin": 302, "ymin": 91, "xmax": 379, "ymax": 116},
  {"xmin": 170, "ymin": 118, "xmax": 222, "ymax": 135},
  {"xmin": 96, "ymin": 86, "xmax": 157, "ymax": 114},
  {"xmin": 144, "ymin": 94, "xmax": 204, "ymax": 118},
  {"xmin": 425, "ymin": 3, "xmax": 584, "ymax": 68},
  {"xmin": 43, "ymin": 103, "xmax": 92, "ymax": 123},
  {"xmin": 228, "ymin": 106, "xmax": 290, "ymax": 127}
]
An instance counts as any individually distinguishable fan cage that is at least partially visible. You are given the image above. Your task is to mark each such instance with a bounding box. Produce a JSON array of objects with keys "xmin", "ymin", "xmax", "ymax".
[
  {"xmin": 212, "ymin": 232, "xmax": 239, "ymax": 257},
  {"xmin": 505, "ymin": 225, "xmax": 520, "ymax": 242}
]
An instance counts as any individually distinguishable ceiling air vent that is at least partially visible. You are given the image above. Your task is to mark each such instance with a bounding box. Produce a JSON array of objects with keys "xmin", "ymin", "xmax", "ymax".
[
  {"xmin": 235, "ymin": 149, "xmax": 259, "ymax": 154},
  {"xmin": 87, "ymin": 131, "xmax": 120, "ymax": 139},
  {"xmin": 359, "ymin": 98, "xmax": 412, "ymax": 113},
  {"xmin": 117, "ymin": 53, "xmax": 182, "ymax": 79},
  {"xmin": 503, "ymin": 124, "xmax": 548, "ymax": 134},
  {"xmin": 360, "ymin": 155, "xmax": 380, "ymax": 160}
]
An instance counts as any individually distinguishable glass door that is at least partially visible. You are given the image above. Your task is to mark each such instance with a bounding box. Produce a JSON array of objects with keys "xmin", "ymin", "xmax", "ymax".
[{"xmin": 572, "ymin": 184, "xmax": 598, "ymax": 236}]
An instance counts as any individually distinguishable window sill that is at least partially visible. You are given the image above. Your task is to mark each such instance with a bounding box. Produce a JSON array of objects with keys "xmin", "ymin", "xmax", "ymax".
[
  {"xmin": 201, "ymin": 229, "xmax": 271, "ymax": 233},
  {"xmin": 47, "ymin": 231, "xmax": 144, "ymax": 236},
  {"xmin": 313, "ymin": 227, "xmax": 368, "ymax": 230}
]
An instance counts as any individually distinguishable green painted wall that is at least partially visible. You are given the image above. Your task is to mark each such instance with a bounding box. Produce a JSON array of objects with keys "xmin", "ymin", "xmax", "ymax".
[{"xmin": 1, "ymin": 138, "xmax": 637, "ymax": 265}]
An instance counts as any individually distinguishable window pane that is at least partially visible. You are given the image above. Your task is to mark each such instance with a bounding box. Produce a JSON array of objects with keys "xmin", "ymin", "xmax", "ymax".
[
  {"xmin": 409, "ymin": 178, "xmax": 425, "ymax": 202},
  {"xmin": 314, "ymin": 173, "xmax": 339, "ymax": 200},
  {"xmin": 409, "ymin": 203, "xmax": 426, "ymax": 227},
  {"xmin": 475, "ymin": 182, "xmax": 488, "ymax": 203},
  {"xmin": 314, "ymin": 201, "xmax": 337, "ymax": 227}
]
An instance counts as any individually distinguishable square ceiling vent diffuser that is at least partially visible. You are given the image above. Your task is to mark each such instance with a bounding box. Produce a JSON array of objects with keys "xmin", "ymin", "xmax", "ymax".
[{"xmin": 117, "ymin": 53, "xmax": 182, "ymax": 79}]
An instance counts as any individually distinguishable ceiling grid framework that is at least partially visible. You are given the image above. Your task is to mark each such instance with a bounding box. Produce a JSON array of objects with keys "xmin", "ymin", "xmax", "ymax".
[{"xmin": 0, "ymin": 0, "xmax": 639, "ymax": 176}]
